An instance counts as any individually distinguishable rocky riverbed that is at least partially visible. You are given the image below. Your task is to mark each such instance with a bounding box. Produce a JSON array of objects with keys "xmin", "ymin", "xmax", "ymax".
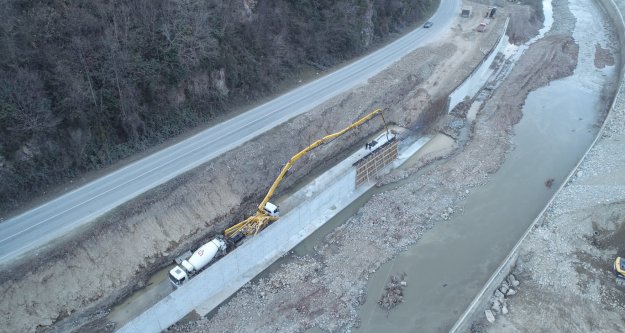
[
  {"xmin": 471, "ymin": 0, "xmax": 625, "ymax": 331},
  {"xmin": 170, "ymin": 0, "xmax": 600, "ymax": 331}
]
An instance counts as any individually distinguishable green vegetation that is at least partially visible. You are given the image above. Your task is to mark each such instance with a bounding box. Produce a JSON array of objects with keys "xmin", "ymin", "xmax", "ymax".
[{"xmin": 0, "ymin": 0, "xmax": 436, "ymax": 214}]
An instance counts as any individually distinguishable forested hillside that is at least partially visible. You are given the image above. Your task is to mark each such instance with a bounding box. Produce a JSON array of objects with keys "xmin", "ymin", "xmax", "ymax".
[{"xmin": 0, "ymin": 0, "xmax": 435, "ymax": 213}]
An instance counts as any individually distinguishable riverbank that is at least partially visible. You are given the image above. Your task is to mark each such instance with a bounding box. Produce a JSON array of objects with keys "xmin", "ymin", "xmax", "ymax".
[
  {"xmin": 464, "ymin": 0, "xmax": 625, "ymax": 331},
  {"xmin": 170, "ymin": 0, "xmax": 608, "ymax": 331}
]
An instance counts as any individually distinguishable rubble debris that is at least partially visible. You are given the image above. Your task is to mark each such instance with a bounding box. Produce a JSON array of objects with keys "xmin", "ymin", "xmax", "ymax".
[
  {"xmin": 378, "ymin": 273, "xmax": 407, "ymax": 311},
  {"xmin": 485, "ymin": 272, "xmax": 520, "ymax": 323},
  {"xmin": 508, "ymin": 273, "xmax": 519, "ymax": 287}
]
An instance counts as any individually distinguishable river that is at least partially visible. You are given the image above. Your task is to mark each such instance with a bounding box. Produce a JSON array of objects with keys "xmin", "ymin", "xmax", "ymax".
[{"xmin": 302, "ymin": 0, "xmax": 618, "ymax": 331}]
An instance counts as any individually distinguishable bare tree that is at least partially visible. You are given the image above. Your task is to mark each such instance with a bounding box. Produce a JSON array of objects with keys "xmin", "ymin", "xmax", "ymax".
[{"xmin": 1, "ymin": 69, "xmax": 59, "ymax": 134}]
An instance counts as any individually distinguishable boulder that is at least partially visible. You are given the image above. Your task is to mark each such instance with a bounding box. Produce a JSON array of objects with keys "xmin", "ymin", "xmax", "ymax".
[
  {"xmin": 500, "ymin": 281, "xmax": 509, "ymax": 294},
  {"xmin": 485, "ymin": 309, "xmax": 496, "ymax": 323},
  {"xmin": 508, "ymin": 274, "xmax": 520, "ymax": 287},
  {"xmin": 491, "ymin": 300, "xmax": 502, "ymax": 314},
  {"xmin": 506, "ymin": 288, "xmax": 517, "ymax": 296},
  {"xmin": 494, "ymin": 290, "xmax": 505, "ymax": 303}
]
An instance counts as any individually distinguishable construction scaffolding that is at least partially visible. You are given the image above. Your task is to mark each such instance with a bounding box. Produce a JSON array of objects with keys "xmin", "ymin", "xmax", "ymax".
[{"xmin": 354, "ymin": 137, "xmax": 399, "ymax": 186}]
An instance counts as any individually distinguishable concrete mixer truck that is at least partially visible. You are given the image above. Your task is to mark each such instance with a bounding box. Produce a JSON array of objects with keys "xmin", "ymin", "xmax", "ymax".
[{"xmin": 168, "ymin": 237, "xmax": 227, "ymax": 287}]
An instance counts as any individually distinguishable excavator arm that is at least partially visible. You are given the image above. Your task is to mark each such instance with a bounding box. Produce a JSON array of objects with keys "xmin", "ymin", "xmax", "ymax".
[{"xmin": 224, "ymin": 108, "xmax": 388, "ymax": 240}]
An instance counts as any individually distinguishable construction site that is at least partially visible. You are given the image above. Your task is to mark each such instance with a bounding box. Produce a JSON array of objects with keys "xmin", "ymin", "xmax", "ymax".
[{"xmin": 1, "ymin": 0, "xmax": 625, "ymax": 332}]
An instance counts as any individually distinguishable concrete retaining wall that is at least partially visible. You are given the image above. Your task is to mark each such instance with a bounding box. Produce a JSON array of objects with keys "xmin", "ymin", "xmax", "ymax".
[
  {"xmin": 118, "ymin": 134, "xmax": 431, "ymax": 332},
  {"xmin": 448, "ymin": 17, "xmax": 510, "ymax": 111},
  {"xmin": 449, "ymin": 0, "xmax": 625, "ymax": 331},
  {"xmin": 118, "ymin": 155, "xmax": 368, "ymax": 332}
]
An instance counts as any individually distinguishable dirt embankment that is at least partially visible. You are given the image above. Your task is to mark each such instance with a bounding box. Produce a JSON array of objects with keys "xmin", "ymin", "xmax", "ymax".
[
  {"xmin": 506, "ymin": 0, "xmax": 545, "ymax": 44},
  {"xmin": 0, "ymin": 2, "xmax": 505, "ymax": 333},
  {"xmin": 596, "ymin": 43, "xmax": 616, "ymax": 68},
  {"xmin": 169, "ymin": 3, "xmax": 585, "ymax": 333}
]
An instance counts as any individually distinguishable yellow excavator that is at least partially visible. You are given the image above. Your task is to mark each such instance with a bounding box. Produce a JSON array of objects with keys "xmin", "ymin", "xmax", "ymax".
[
  {"xmin": 614, "ymin": 257, "xmax": 625, "ymax": 283},
  {"xmin": 224, "ymin": 108, "xmax": 390, "ymax": 242}
]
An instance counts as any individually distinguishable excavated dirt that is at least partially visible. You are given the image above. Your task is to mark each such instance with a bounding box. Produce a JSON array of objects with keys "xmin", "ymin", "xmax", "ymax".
[
  {"xmin": 167, "ymin": 3, "xmax": 594, "ymax": 333},
  {"xmin": 507, "ymin": 4, "xmax": 544, "ymax": 45},
  {"xmin": 596, "ymin": 43, "xmax": 616, "ymax": 69},
  {"xmin": 0, "ymin": 2, "xmax": 510, "ymax": 333}
]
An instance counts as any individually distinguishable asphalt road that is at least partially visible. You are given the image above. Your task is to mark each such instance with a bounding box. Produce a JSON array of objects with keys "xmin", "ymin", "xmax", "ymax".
[{"xmin": 0, "ymin": 0, "xmax": 459, "ymax": 267}]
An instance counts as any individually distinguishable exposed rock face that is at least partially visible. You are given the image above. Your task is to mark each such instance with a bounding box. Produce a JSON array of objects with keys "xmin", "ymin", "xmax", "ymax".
[
  {"xmin": 243, "ymin": 0, "xmax": 258, "ymax": 16},
  {"xmin": 211, "ymin": 68, "xmax": 230, "ymax": 96}
]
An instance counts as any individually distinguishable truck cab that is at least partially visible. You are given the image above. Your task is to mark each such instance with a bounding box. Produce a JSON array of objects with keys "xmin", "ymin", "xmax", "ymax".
[
  {"xmin": 168, "ymin": 237, "xmax": 227, "ymax": 287},
  {"xmin": 168, "ymin": 266, "xmax": 188, "ymax": 287}
]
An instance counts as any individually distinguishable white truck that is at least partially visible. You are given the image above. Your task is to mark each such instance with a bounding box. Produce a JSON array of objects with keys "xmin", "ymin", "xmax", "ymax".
[{"xmin": 168, "ymin": 237, "xmax": 227, "ymax": 287}]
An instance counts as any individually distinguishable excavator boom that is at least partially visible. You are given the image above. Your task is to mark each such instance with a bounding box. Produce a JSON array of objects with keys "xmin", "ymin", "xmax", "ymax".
[{"xmin": 224, "ymin": 108, "xmax": 388, "ymax": 240}]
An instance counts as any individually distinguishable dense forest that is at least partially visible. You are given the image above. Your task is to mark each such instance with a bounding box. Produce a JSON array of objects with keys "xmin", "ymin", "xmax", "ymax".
[{"xmin": 0, "ymin": 0, "xmax": 435, "ymax": 214}]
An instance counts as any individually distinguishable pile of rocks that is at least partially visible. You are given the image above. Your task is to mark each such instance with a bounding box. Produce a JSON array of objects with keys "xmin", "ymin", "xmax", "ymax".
[
  {"xmin": 378, "ymin": 273, "xmax": 408, "ymax": 311},
  {"xmin": 484, "ymin": 273, "xmax": 520, "ymax": 323}
]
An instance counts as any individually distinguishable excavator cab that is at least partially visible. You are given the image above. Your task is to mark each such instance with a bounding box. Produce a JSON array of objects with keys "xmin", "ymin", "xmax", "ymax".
[{"xmin": 614, "ymin": 257, "xmax": 625, "ymax": 280}]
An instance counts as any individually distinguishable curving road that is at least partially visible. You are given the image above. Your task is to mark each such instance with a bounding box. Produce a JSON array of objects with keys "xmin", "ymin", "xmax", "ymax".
[{"xmin": 0, "ymin": 0, "xmax": 459, "ymax": 267}]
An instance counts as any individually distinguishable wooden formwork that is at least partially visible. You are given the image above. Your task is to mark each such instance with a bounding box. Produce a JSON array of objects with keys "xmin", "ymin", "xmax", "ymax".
[{"xmin": 354, "ymin": 138, "xmax": 399, "ymax": 187}]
